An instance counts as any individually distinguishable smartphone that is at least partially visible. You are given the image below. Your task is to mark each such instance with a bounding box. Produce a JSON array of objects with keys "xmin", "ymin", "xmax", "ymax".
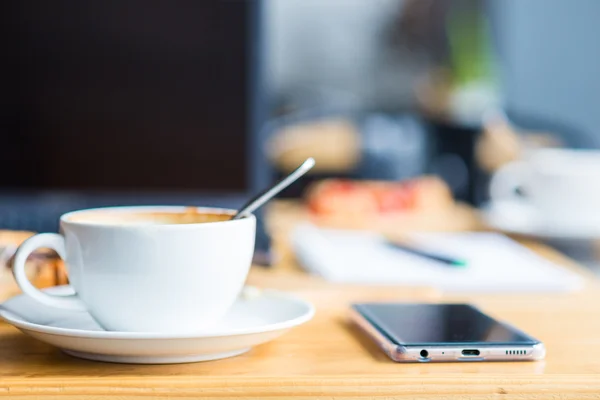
[{"xmin": 350, "ymin": 303, "xmax": 545, "ymax": 362}]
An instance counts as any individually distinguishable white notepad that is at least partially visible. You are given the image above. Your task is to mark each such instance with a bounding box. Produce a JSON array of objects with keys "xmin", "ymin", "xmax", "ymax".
[{"xmin": 291, "ymin": 224, "xmax": 584, "ymax": 292}]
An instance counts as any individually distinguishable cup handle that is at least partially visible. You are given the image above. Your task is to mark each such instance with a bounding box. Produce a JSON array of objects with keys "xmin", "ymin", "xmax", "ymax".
[
  {"xmin": 489, "ymin": 161, "xmax": 531, "ymax": 202},
  {"xmin": 11, "ymin": 233, "xmax": 86, "ymax": 311}
]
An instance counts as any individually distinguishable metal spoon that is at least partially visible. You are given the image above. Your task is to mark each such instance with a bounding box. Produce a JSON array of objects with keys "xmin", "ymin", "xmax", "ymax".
[{"xmin": 232, "ymin": 157, "xmax": 315, "ymax": 220}]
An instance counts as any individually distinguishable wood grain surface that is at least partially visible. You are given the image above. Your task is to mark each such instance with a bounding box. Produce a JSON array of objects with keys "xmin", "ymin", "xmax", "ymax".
[{"xmin": 1, "ymin": 220, "xmax": 600, "ymax": 398}]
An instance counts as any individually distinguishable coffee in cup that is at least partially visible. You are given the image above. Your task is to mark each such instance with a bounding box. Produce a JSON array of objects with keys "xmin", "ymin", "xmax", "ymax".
[{"xmin": 66, "ymin": 208, "xmax": 233, "ymax": 225}]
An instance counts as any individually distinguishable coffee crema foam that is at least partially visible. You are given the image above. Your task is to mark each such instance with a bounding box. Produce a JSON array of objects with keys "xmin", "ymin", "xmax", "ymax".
[{"xmin": 67, "ymin": 208, "xmax": 233, "ymax": 225}]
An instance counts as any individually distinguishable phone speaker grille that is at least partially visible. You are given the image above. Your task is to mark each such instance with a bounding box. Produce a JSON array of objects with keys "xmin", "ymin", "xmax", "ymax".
[{"xmin": 505, "ymin": 350, "xmax": 526, "ymax": 355}]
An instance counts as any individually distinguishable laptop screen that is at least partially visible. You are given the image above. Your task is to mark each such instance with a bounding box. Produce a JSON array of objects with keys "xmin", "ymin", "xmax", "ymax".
[{"xmin": 0, "ymin": 0, "xmax": 254, "ymax": 192}]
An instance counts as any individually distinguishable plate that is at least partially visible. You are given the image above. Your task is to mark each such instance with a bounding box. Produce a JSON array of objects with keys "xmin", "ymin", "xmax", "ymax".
[{"xmin": 0, "ymin": 286, "xmax": 314, "ymax": 364}]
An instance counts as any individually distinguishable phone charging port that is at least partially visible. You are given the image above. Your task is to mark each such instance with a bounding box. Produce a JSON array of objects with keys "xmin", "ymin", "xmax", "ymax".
[{"xmin": 462, "ymin": 349, "xmax": 480, "ymax": 356}]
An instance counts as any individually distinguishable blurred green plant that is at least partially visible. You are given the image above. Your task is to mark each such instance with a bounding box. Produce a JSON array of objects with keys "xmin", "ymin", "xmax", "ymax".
[{"xmin": 446, "ymin": 3, "xmax": 497, "ymax": 88}]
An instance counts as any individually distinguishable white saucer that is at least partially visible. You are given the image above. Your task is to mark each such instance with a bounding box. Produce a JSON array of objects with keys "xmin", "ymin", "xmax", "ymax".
[
  {"xmin": 482, "ymin": 200, "xmax": 600, "ymax": 240},
  {"xmin": 0, "ymin": 286, "xmax": 314, "ymax": 364}
]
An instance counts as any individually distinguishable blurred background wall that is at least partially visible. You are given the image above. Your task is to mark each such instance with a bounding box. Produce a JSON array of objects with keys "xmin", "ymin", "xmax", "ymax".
[{"xmin": 494, "ymin": 0, "xmax": 600, "ymax": 147}]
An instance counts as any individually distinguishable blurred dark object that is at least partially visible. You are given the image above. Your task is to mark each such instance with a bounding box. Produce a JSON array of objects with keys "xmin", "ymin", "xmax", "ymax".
[
  {"xmin": 426, "ymin": 118, "xmax": 479, "ymax": 204},
  {"xmin": 0, "ymin": 0, "xmax": 260, "ymax": 191}
]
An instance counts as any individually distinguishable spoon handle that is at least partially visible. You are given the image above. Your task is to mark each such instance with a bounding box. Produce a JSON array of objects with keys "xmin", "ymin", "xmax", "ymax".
[{"xmin": 232, "ymin": 158, "xmax": 315, "ymax": 220}]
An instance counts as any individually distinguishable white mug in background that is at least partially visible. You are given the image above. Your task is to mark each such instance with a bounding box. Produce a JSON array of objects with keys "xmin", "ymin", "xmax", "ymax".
[
  {"xmin": 11, "ymin": 206, "xmax": 256, "ymax": 333},
  {"xmin": 489, "ymin": 149, "xmax": 600, "ymax": 228}
]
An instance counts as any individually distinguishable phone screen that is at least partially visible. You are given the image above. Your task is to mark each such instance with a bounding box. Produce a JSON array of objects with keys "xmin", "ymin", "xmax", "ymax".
[{"xmin": 354, "ymin": 303, "xmax": 537, "ymax": 345}]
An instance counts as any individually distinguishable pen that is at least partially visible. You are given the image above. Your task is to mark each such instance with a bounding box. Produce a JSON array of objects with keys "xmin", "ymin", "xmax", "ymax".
[{"xmin": 386, "ymin": 240, "xmax": 468, "ymax": 267}]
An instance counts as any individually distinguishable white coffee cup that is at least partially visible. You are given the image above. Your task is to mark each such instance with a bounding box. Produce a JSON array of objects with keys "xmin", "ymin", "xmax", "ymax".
[
  {"xmin": 490, "ymin": 149, "xmax": 600, "ymax": 228},
  {"xmin": 11, "ymin": 206, "xmax": 255, "ymax": 333}
]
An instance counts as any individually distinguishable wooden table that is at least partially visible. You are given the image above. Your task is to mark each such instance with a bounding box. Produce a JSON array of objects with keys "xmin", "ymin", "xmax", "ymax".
[{"xmin": 1, "ymin": 231, "xmax": 600, "ymax": 398}]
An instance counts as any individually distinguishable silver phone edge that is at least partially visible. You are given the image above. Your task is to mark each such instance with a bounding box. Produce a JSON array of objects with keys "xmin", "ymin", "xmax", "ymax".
[{"xmin": 348, "ymin": 307, "xmax": 546, "ymax": 363}]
